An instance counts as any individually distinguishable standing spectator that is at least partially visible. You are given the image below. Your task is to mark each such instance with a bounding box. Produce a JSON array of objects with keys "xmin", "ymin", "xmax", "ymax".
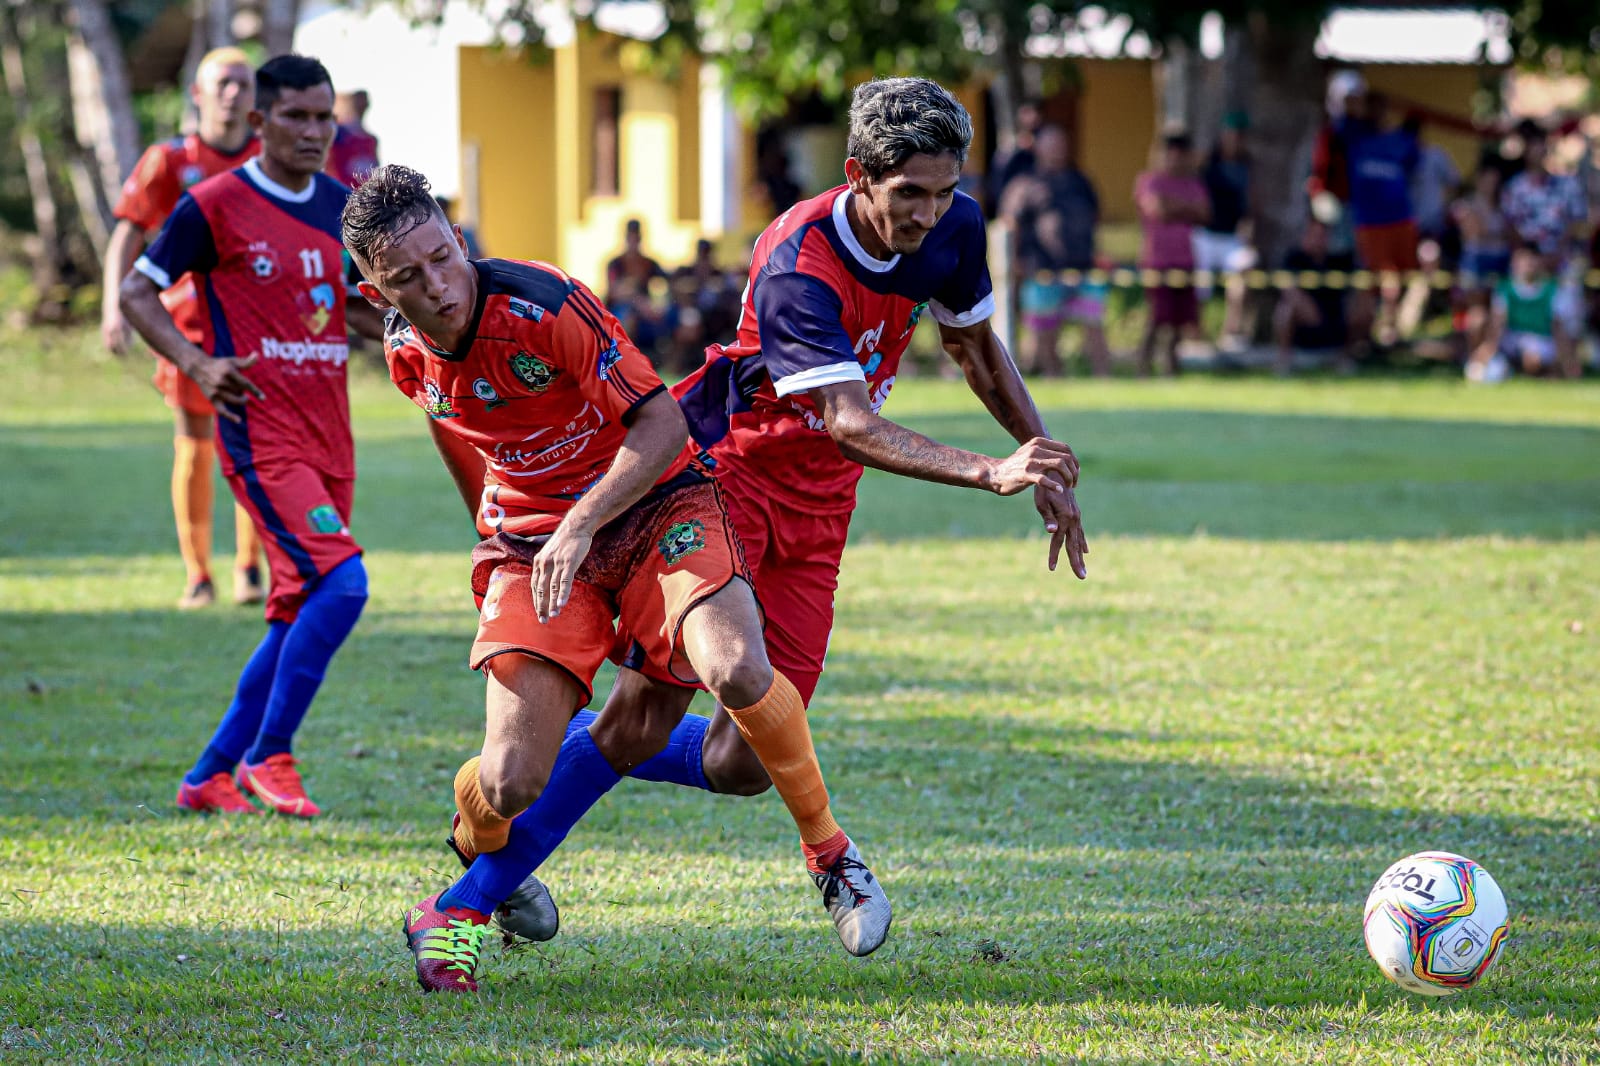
[
  {"xmin": 667, "ymin": 238, "xmax": 740, "ymax": 373},
  {"xmin": 605, "ymin": 218, "xmax": 669, "ymax": 360},
  {"xmin": 754, "ymin": 133, "xmax": 801, "ymax": 219},
  {"xmin": 988, "ymin": 100, "xmax": 1043, "ymax": 213},
  {"xmin": 1273, "ymin": 218, "xmax": 1371, "ymax": 376},
  {"xmin": 998, "ymin": 125, "xmax": 1110, "ymax": 376},
  {"xmin": 1134, "ymin": 131, "xmax": 1209, "ymax": 376},
  {"xmin": 1196, "ymin": 111, "xmax": 1254, "ymax": 348},
  {"xmin": 1308, "ymin": 71, "xmax": 1364, "ymax": 257},
  {"xmin": 1451, "ymin": 163, "xmax": 1511, "ymax": 355},
  {"xmin": 1343, "ymin": 91, "xmax": 1421, "ymax": 345},
  {"xmin": 1500, "ymin": 120, "xmax": 1589, "ymax": 348},
  {"xmin": 324, "ymin": 89, "xmax": 379, "ymax": 188},
  {"xmin": 1467, "ymin": 243, "xmax": 1578, "ymax": 380},
  {"xmin": 1407, "ymin": 117, "xmax": 1462, "ymax": 246}
]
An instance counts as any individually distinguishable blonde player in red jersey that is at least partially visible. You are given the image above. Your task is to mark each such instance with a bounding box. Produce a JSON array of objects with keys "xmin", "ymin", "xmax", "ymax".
[
  {"xmin": 343, "ymin": 165, "xmax": 891, "ymax": 993},
  {"xmin": 102, "ymin": 47, "xmax": 267, "ymax": 609}
]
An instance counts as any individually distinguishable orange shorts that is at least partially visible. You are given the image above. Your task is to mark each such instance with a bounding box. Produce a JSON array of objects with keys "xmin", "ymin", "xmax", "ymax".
[
  {"xmin": 153, "ymin": 358, "xmax": 212, "ymax": 417},
  {"xmin": 468, "ymin": 481, "xmax": 752, "ymax": 699},
  {"xmin": 1355, "ymin": 221, "xmax": 1420, "ymax": 274}
]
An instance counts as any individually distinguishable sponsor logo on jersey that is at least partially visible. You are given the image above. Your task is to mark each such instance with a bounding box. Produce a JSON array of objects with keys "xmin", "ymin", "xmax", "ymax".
[
  {"xmin": 508, "ymin": 351, "xmax": 557, "ymax": 392},
  {"xmin": 903, "ymin": 301, "xmax": 929, "ymax": 336},
  {"xmin": 797, "ymin": 374, "xmax": 895, "ymax": 433},
  {"xmin": 863, "ymin": 351, "xmax": 884, "ymax": 376},
  {"xmin": 247, "ymin": 242, "xmax": 280, "ymax": 284},
  {"xmin": 305, "ymin": 504, "xmax": 345, "ymax": 534},
  {"xmin": 299, "ymin": 283, "xmax": 336, "ymax": 334},
  {"xmin": 261, "ymin": 337, "xmax": 349, "ymax": 367},
  {"xmin": 656, "ymin": 519, "xmax": 706, "ymax": 567},
  {"xmin": 507, "ymin": 297, "xmax": 545, "ymax": 322},
  {"xmin": 596, "ymin": 339, "xmax": 622, "ymax": 381},
  {"xmin": 473, "ymin": 377, "xmax": 506, "ymax": 411},
  {"xmin": 853, "ymin": 320, "xmax": 884, "ymax": 356},
  {"xmin": 421, "ymin": 380, "xmax": 458, "ymax": 419}
]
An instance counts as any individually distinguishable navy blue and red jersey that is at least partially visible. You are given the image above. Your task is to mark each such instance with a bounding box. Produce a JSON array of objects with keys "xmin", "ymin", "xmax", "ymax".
[
  {"xmin": 385, "ymin": 258, "xmax": 690, "ymax": 538},
  {"xmin": 675, "ymin": 185, "xmax": 994, "ymax": 514},
  {"xmin": 115, "ymin": 133, "xmax": 260, "ymax": 344},
  {"xmin": 135, "ymin": 158, "xmax": 355, "ymax": 479}
]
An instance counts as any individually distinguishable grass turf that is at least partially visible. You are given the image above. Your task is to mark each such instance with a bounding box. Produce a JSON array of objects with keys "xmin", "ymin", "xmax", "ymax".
[{"xmin": 2, "ymin": 333, "xmax": 1598, "ymax": 1063}]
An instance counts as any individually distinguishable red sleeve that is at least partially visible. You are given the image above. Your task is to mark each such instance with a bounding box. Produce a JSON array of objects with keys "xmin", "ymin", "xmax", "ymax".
[
  {"xmin": 549, "ymin": 281, "xmax": 665, "ymax": 423},
  {"xmin": 114, "ymin": 145, "xmax": 181, "ymax": 232}
]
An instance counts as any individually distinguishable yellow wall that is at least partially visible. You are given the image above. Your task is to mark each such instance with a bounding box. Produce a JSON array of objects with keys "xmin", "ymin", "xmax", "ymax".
[
  {"xmin": 458, "ymin": 46, "xmax": 558, "ymax": 264},
  {"xmin": 1361, "ymin": 64, "xmax": 1494, "ymax": 178},
  {"xmin": 459, "ymin": 34, "xmax": 704, "ymax": 289},
  {"xmin": 1074, "ymin": 59, "xmax": 1157, "ymax": 223}
]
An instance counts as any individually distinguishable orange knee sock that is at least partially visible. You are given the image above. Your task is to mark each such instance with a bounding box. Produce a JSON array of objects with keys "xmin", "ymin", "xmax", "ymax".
[
  {"xmin": 234, "ymin": 503, "xmax": 262, "ymax": 573},
  {"xmin": 172, "ymin": 437, "xmax": 214, "ymax": 582},
  {"xmin": 725, "ymin": 671, "xmax": 846, "ymax": 868},
  {"xmin": 453, "ymin": 755, "xmax": 515, "ymax": 855}
]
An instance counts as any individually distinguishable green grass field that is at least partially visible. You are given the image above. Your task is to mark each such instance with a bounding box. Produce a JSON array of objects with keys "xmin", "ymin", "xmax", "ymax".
[{"xmin": 3, "ymin": 334, "xmax": 1598, "ymax": 1064}]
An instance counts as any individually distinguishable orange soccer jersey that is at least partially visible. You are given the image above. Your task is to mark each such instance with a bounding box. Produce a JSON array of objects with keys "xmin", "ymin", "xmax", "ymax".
[{"xmin": 385, "ymin": 258, "xmax": 691, "ymax": 537}]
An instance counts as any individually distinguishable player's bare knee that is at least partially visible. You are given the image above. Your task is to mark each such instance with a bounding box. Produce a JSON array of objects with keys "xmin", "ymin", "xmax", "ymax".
[
  {"xmin": 478, "ymin": 751, "xmax": 548, "ymax": 817},
  {"xmin": 704, "ymin": 655, "xmax": 774, "ymax": 711}
]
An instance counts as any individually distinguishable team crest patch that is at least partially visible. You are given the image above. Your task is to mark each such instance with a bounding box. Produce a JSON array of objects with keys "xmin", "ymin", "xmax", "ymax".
[
  {"xmin": 509, "ymin": 351, "xmax": 557, "ymax": 392},
  {"xmin": 299, "ymin": 283, "xmax": 336, "ymax": 334},
  {"xmin": 472, "ymin": 377, "xmax": 506, "ymax": 410},
  {"xmin": 597, "ymin": 339, "xmax": 622, "ymax": 381},
  {"xmin": 507, "ymin": 297, "xmax": 545, "ymax": 321},
  {"xmin": 904, "ymin": 301, "xmax": 929, "ymax": 334},
  {"xmin": 180, "ymin": 164, "xmax": 206, "ymax": 188},
  {"xmin": 306, "ymin": 504, "xmax": 344, "ymax": 534},
  {"xmin": 247, "ymin": 241, "xmax": 280, "ymax": 284},
  {"xmin": 657, "ymin": 519, "xmax": 706, "ymax": 567}
]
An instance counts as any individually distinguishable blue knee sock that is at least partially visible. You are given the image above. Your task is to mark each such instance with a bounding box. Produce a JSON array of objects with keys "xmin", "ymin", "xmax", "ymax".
[
  {"xmin": 243, "ymin": 556, "xmax": 368, "ymax": 765},
  {"xmin": 441, "ymin": 726, "xmax": 621, "ymax": 914},
  {"xmin": 564, "ymin": 709, "xmax": 711, "ymax": 791},
  {"xmin": 186, "ymin": 622, "xmax": 289, "ymax": 784}
]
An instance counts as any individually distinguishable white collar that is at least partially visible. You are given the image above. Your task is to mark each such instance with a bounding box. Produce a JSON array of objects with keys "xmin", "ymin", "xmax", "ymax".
[
  {"xmin": 831, "ymin": 189, "xmax": 900, "ymax": 273},
  {"xmin": 243, "ymin": 157, "xmax": 317, "ymax": 204}
]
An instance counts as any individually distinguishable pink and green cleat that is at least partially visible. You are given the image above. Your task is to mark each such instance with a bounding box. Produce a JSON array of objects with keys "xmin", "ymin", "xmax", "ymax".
[{"xmin": 403, "ymin": 892, "xmax": 492, "ymax": 993}]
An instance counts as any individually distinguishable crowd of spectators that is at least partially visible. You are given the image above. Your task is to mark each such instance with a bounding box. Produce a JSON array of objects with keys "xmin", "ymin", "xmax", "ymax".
[{"xmin": 604, "ymin": 219, "xmax": 743, "ymax": 374}]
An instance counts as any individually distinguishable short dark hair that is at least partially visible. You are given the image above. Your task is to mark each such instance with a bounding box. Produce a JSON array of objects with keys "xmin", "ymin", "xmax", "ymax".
[
  {"xmin": 1163, "ymin": 130, "xmax": 1192, "ymax": 151},
  {"xmin": 846, "ymin": 77, "xmax": 971, "ymax": 180},
  {"xmin": 256, "ymin": 54, "xmax": 333, "ymax": 112},
  {"xmin": 341, "ymin": 164, "xmax": 446, "ymax": 265}
]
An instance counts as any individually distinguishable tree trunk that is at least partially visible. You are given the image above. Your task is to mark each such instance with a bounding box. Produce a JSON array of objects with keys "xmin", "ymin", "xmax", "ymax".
[
  {"xmin": 262, "ymin": 0, "xmax": 299, "ymax": 57},
  {"xmin": 67, "ymin": 0, "xmax": 141, "ymax": 195},
  {"xmin": 66, "ymin": 149, "xmax": 110, "ymax": 263},
  {"xmin": 1245, "ymin": 13, "xmax": 1323, "ymax": 270},
  {"xmin": 0, "ymin": 2, "xmax": 68, "ymax": 318},
  {"xmin": 986, "ymin": 9, "xmax": 1027, "ymax": 150}
]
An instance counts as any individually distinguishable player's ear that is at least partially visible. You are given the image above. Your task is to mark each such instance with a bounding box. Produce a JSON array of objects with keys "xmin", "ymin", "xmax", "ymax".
[
  {"xmin": 452, "ymin": 224, "xmax": 469, "ymax": 257},
  {"xmin": 247, "ymin": 107, "xmax": 265, "ymax": 133},
  {"xmin": 356, "ymin": 279, "xmax": 392, "ymax": 311},
  {"xmin": 844, "ymin": 157, "xmax": 870, "ymax": 195}
]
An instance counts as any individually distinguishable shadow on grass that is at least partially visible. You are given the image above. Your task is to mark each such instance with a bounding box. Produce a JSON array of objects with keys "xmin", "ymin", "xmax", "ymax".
[{"xmin": 4, "ymin": 408, "xmax": 1599, "ymax": 562}]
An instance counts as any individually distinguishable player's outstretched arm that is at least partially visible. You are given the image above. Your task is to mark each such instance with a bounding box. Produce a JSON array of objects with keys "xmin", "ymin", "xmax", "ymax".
[
  {"xmin": 530, "ymin": 389, "xmax": 688, "ymax": 622},
  {"xmin": 120, "ymin": 270, "xmax": 264, "ymax": 421},
  {"xmin": 940, "ymin": 319, "xmax": 1089, "ymax": 577}
]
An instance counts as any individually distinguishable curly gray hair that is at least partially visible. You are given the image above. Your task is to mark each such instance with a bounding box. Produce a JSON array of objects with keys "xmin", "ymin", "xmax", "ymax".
[{"xmin": 846, "ymin": 77, "xmax": 972, "ymax": 180}]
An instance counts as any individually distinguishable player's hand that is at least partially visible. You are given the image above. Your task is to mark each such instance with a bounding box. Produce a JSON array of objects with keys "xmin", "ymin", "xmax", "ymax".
[
  {"xmin": 1036, "ymin": 482, "xmax": 1089, "ymax": 579},
  {"xmin": 191, "ymin": 352, "xmax": 266, "ymax": 423},
  {"xmin": 532, "ymin": 521, "xmax": 594, "ymax": 623},
  {"xmin": 985, "ymin": 437, "xmax": 1078, "ymax": 497},
  {"xmin": 101, "ymin": 309, "xmax": 132, "ymax": 356}
]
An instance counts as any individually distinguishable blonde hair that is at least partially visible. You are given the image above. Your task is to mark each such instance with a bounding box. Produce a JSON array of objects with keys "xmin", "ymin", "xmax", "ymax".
[{"xmin": 196, "ymin": 47, "xmax": 252, "ymax": 81}]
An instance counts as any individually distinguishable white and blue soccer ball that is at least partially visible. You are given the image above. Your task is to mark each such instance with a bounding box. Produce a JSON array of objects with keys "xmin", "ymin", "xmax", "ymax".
[{"xmin": 1363, "ymin": 851, "xmax": 1509, "ymax": 996}]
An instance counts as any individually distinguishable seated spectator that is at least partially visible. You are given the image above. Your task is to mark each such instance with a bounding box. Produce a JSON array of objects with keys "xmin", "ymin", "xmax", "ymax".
[
  {"xmin": 605, "ymin": 218, "xmax": 669, "ymax": 360},
  {"xmin": 1196, "ymin": 111, "xmax": 1255, "ymax": 349},
  {"xmin": 1274, "ymin": 218, "xmax": 1371, "ymax": 375},
  {"xmin": 1467, "ymin": 243, "xmax": 1579, "ymax": 381},
  {"xmin": 998, "ymin": 124, "xmax": 1110, "ymax": 376},
  {"xmin": 1135, "ymin": 131, "xmax": 1210, "ymax": 376},
  {"xmin": 1500, "ymin": 121, "xmax": 1589, "ymax": 350},
  {"xmin": 666, "ymin": 239, "xmax": 740, "ymax": 374}
]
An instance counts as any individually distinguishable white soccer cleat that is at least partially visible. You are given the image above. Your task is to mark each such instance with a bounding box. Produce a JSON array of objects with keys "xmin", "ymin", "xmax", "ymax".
[
  {"xmin": 811, "ymin": 840, "xmax": 892, "ymax": 957},
  {"xmin": 496, "ymin": 873, "xmax": 560, "ymax": 942}
]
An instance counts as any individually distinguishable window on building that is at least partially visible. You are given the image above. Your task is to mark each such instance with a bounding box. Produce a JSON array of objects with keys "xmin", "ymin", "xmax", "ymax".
[{"xmin": 593, "ymin": 86, "xmax": 622, "ymax": 197}]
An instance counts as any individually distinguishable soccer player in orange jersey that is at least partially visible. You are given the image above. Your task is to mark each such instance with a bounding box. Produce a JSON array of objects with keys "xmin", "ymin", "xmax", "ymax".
[
  {"xmin": 101, "ymin": 47, "xmax": 267, "ymax": 609},
  {"xmin": 343, "ymin": 165, "xmax": 891, "ymax": 992}
]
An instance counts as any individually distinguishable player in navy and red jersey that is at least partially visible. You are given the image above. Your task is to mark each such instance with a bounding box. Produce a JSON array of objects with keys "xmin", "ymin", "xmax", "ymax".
[
  {"xmin": 341, "ymin": 164, "xmax": 890, "ymax": 992},
  {"xmin": 121, "ymin": 55, "xmax": 385, "ymax": 822},
  {"xmin": 100, "ymin": 47, "xmax": 267, "ymax": 610},
  {"xmin": 490, "ymin": 78, "xmax": 1091, "ymax": 944},
  {"xmin": 323, "ymin": 90, "xmax": 379, "ymax": 188}
]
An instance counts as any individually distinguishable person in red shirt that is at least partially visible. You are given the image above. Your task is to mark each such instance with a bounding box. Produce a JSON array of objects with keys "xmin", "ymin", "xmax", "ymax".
[
  {"xmin": 101, "ymin": 46, "xmax": 267, "ymax": 609},
  {"xmin": 121, "ymin": 55, "xmax": 385, "ymax": 822},
  {"xmin": 323, "ymin": 89, "xmax": 379, "ymax": 188},
  {"xmin": 343, "ymin": 163, "xmax": 892, "ymax": 992}
]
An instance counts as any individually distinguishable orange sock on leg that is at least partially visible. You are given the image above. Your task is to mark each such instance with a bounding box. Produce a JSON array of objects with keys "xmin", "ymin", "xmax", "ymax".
[
  {"xmin": 453, "ymin": 755, "xmax": 515, "ymax": 855},
  {"xmin": 172, "ymin": 436, "xmax": 214, "ymax": 584},
  {"xmin": 724, "ymin": 671, "xmax": 848, "ymax": 872}
]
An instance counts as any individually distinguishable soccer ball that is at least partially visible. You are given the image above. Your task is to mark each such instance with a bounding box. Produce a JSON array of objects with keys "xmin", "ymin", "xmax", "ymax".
[{"xmin": 1363, "ymin": 851, "xmax": 1509, "ymax": 996}]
